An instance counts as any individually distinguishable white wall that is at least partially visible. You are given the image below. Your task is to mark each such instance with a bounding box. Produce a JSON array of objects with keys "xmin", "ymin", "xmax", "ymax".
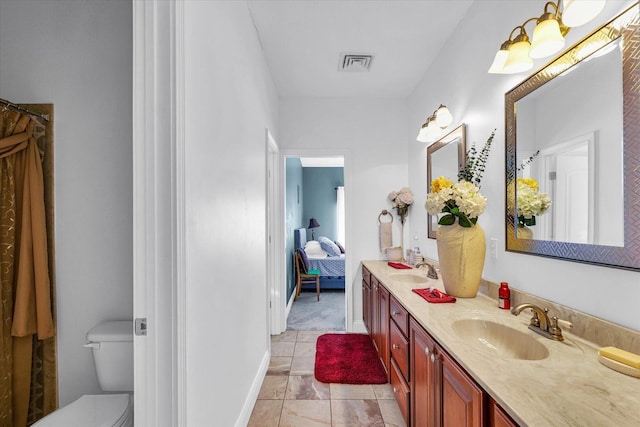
[
  {"xmin": 408, "ymin": 0, "xmax": 640, "ymax": 331},
  {"xmin": 0, "ymin": 0, "xmax": 133, "ymax": 405},
  {"xmin": 279, "ymin": 98, "xmax": 409, "ymax": 328},
  {"xmin": 183, "ymin": 2, "xmax": 279, "ymax": 425}
]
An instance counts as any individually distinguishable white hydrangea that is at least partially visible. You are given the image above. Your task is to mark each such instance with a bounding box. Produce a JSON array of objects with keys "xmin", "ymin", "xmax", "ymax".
[
  {"xmin": 452, "ymin": 181, "xmax": 487, "ymax": 219},
  {"xmin": 517, "ymin": 181, "xmax": 551, "ymax": 218},
  {"xmin": 425, "ymin": 186, "xmax": 453, "ymax": 215},
  {"xmin": 425, "ymin": 180, "xmax": 486, "ymax": 221}
]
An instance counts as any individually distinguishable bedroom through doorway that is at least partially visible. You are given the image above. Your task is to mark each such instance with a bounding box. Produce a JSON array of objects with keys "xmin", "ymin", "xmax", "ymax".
[{"xmin": 284, "ymin": 156, "xmax": 346, "ymax": 331}]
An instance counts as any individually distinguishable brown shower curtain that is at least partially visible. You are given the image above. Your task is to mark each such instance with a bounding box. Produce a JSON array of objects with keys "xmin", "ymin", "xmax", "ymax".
[{"xmin": 0, "ymin": 109, "xmax": 56, "ymax": 427}]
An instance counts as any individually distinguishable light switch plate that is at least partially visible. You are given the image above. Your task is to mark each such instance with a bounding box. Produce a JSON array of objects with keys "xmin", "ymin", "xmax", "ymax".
[{"xmin": 490, "ymin": 238, "xmax": 498, "ymax": 259}]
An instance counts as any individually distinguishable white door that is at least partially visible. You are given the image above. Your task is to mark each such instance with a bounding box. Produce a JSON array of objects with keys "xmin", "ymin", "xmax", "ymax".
[{"xmin": 555, "ymin": 154, "xmax": 590, "ymax": 243}]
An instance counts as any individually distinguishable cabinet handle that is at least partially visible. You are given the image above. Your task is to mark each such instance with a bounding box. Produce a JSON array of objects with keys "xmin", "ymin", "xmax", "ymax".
[
  {"xmin": 425, "ymin": 347, "xmax": 430, "ymax": 356},
  {"xmin": 391, "ymin": 310, "xmax": 398, "ymax": 316},
  {"xmin": 393, "ymin": 387, "xmax": 398, "ymax": 393},
  {"xmin": 392, "ymin": 344, "xmax": 400, "ymax": 350},
  {"xmin": 430, "ymin": 353, "xmax": 436, "ymax": 363}
]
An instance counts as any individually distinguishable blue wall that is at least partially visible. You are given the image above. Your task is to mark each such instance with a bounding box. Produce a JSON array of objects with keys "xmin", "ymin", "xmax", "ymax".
[
  {"xmin": 285, "ymin": 158, "xmax": 304, "ymax": 297},
  {"xmin": 303, "ymin": 167, "xmax": 344, "ymax": 243}
]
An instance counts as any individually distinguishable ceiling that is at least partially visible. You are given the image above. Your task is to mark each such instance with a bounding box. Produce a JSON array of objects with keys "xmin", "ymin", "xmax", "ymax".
[{"xmin": 247, "ymin": 0, "xmax": 475, "ymax": 99}]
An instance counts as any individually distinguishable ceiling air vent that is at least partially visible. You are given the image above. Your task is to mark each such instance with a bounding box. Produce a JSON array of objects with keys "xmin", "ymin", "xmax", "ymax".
[{"xmin": 338, "ymin": 53, "xmax": 374, "ymax": 72}]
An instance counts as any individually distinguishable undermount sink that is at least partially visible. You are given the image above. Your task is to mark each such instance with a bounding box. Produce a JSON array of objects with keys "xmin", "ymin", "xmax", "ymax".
[
  {"xmin": 389, "ymin": 273, "xmax": 430, "ymax": 284},
  {"xmin": 452, "ymin": 318, "xmax": 549, "ymax": 361}
]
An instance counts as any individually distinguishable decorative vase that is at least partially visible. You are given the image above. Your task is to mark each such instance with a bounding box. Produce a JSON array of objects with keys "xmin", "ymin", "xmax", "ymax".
[
  {"xmin": 517, "ymin": 224, "xmax": 533, "ymax": 239},
  {"xmin": 436, "ymin": 222, "xmax": 486, "ymax": 298}
]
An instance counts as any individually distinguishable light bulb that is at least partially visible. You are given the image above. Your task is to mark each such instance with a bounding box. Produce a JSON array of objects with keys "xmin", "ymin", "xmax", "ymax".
[
  {"xmin": 425, "ymin": 120, "xmax": 441, "ymax": 142},
  {"xmin": 435, "ymin": 105, "xmax": 453, "ymax": 128},
  {"xmin": 562, "ymin": 0, "xmax": 606, "ymax": 27},
  {"xmin": 488, "ymin": 49, "xmax": 510, "ymax": 73},
  {"xmin": 504, "ymin": 36, "xmax": 533, "ymax": 74},
  {"xmin": 530, "ymin": 15, "xmax": 565, "ymax": 58},
  {"xmin": 417, "ymin": 125, "xmax": 430, "ymax": 142}
]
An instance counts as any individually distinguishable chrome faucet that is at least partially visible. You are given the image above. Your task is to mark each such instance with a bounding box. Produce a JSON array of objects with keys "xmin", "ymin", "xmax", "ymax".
[
  {"xmin": 415, "ymin": 262, "xmax": 438, "ymax": 279},
  {"xmin": 511, "ymin": 303, "xmax": 564, "ymax": 341}
]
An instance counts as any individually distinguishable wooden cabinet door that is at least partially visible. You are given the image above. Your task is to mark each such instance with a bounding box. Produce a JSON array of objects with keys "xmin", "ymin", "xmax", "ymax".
[
  {"xmin": 410, "ymin": 318, "xmax": 438, "ymax": 427},
  {"xmin": 440, "ymin": 348, "xmax": 484, "ymax": 427},
  {"xmin": 371, "ymin": 276, "xmax": 380, "ymax": 352},
  {"xmin": 362, "ymin": 279, "xmax": 371, "ymax": 334},
  {"xmin": 488, "ymin": 399, "xmax": 519, "ymax": 427},
  {"xmin": 377, "ymin": 284, "xmax": 390, "ymax": 374}
]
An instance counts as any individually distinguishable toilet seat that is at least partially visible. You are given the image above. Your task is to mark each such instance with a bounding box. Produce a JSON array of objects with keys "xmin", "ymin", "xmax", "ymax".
[{"xmin": 32, "ymin": 394, "xmax": 133, "ymax": 427}]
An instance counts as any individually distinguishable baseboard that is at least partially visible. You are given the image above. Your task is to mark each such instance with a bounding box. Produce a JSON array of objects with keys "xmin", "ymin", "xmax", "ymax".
[
  {"xmin": 351, "ymin": 319, "xmax": 367, "ymax": 334},
  {"xmin": 285, "ymin": 291, "xmax": 294, "ymax": 319},
  {"xmin": 234, "ymin": 349, "xmax": 270, "ymax": 427}
]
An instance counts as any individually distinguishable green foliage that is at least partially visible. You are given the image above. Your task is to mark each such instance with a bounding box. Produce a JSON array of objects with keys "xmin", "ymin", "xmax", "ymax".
[
  {"xmin": 517, "ymin": 150, "xmax": 541, "ymax": 172},
  {"xmin": 458, "ymin": 129, "xmax": 496, "ymax": 188},
  {"xmin": 518, "ymin": 215, "xmax": 537, "ymax": 226},
  {"xmin": 438, "ymin": 201, "xmax": 479, "ymax": 228}
]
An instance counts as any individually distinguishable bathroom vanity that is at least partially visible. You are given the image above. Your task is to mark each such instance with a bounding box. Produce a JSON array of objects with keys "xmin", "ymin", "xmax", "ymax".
[{"xmin": 362, "ymin": 260, "xmax": 640, "ymax": 427}]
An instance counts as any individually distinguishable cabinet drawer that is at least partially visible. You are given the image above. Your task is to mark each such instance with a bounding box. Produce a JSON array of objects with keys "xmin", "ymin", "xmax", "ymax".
[
  {"xmin": 390, "ymin": 358, "xmax": 410, "ymax": 426},
  {"xmin": 390, "ymin": 295, "xmax": 409, "ymax": 336},
  {"xmin": 390, "ymin": 320, "xmax": 409, "ymax": 380}
]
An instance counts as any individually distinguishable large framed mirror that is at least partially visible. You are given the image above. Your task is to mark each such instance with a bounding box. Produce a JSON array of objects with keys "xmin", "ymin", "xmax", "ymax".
[
  {"xmin": 505, "ymin": 3, "xmax": 639, "ymax": 270},
  {"xmin": 427, "ymin": 123, "xmax": 466, "ymax": 239}
]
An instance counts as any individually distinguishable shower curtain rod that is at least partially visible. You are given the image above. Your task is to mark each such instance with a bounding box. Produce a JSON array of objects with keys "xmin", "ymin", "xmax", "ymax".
[{"xmin": 0, "ymin": 97, "xmax": 50, "ymax": 122}]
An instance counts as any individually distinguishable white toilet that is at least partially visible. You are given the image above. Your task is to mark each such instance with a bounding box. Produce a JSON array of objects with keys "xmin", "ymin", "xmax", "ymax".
[{"xmin": 33, "ymin": 320, "xmax": 134, "ymax": 427}]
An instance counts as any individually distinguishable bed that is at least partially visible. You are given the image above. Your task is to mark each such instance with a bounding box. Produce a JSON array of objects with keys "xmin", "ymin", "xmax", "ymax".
[{"xmin": 294, "ymin": 228, "xmax": 345, "ymax": 290}]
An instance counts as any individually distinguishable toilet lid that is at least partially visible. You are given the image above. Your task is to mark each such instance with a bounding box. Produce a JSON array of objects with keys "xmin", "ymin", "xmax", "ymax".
[{"xmin": 32, "ymin": 394, "xmax": 132, "ymax": 427}]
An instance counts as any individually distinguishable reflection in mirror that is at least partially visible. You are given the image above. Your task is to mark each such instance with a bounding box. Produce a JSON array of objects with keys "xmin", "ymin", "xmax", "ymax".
[
  {"xmin": 515, "ymin": 38, "xmax": 623, "ymax": 246},
  {"xmin": 427, "ymin": 124, "xmax": 466, "ymax": 239},
  {"xmin": 505, "ymin": 3, "xmax": 640, "ymax": 270}
]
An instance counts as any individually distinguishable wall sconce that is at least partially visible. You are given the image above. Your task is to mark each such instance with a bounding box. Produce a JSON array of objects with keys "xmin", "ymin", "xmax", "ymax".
[
  {"xmin": 488, "ymin": 0, "xmax": 606, "ymax": 74},
  {"xmin": 417, "ymin": 105, "xmax": 454, "ymax": 143}
]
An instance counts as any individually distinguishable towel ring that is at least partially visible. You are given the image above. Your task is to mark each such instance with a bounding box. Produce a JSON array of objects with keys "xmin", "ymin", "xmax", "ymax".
[{"xmin": 378, "ymin": 209, "xmax": 393, "ymax": 224}]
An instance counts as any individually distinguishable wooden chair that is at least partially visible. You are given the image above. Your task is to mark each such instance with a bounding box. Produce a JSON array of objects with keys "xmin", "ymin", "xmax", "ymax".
[{"xmin": 295, "ymin": 251, "xmax": 321, "ymax": 301}]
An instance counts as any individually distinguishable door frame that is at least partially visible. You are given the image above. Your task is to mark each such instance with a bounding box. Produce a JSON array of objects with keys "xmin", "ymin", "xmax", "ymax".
[
  {"xmin": 266, "ymin": 131, "xmax": 286, "ymax": 335},
  {"xmin": 133, "ymin": 1, "xmax": 184, "ymax": 425}
]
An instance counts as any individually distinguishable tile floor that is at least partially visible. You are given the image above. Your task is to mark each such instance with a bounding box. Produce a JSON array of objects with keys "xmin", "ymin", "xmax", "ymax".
[{"xmin": 248, "ymin": 330, "xmax": 406, "ymax": 427}]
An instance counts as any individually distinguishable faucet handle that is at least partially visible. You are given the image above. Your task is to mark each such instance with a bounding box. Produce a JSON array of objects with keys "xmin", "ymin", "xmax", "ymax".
[
  {"xmin": 548, "ymin": 316, "xmax": 564, "ymax": 340},
  {"xmin": 529, "ymin": 310, "xmax": 540, "ymax": 327},
  {"xmin": 557, "ymin": 318, "xmax": 573, "ymax": 330}
]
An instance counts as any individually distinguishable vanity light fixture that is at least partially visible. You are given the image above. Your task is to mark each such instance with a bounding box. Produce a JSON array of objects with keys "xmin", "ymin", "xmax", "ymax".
[
  {"xmin": 488, "ymin": 0, "xmax": 606, "ymax": 74},
  {"xmin": 417, "ymin": 105, "xmax": 454, "ymax": 143}
]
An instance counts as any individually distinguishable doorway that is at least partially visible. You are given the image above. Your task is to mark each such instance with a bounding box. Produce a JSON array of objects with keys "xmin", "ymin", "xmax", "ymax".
[{"xmin": 278, "ymin": 154, "xmax": 348, "ymax": 333}]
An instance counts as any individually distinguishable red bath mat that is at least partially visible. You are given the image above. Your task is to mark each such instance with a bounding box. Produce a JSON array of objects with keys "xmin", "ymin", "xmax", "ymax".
[{"xmin": 314, "ymin": 333, "xmax": 387, "ymax": 384}]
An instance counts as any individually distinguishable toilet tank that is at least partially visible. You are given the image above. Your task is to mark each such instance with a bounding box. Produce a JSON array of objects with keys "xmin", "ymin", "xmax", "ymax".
[{"xmin": 86, "ymin": 320, "xmax": 134, "ymax": 392}]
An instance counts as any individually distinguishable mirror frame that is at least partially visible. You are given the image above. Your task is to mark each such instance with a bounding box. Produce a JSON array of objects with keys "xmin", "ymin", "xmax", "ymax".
[
  {"xmin": 505, "ymin": 3, "xmax": 640, "ymax": 271},
  {"xmin": 427, "ymin": 123, "xmax": 466, "ymax": 239}
]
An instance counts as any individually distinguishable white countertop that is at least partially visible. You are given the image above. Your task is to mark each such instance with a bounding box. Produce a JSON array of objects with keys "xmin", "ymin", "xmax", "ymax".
[{"xmin": 362, "ymin": 260, "xmax": 640, "ymax": 427}]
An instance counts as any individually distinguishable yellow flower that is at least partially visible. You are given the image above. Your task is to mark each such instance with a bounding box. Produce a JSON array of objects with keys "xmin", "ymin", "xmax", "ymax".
[
  {"xmin": 431, "ymin": 176, "xmax": 453, "ymax": 193},
  {"xmin": 517, "ymin": 177, "xmax": 538, "ymax": 191}
]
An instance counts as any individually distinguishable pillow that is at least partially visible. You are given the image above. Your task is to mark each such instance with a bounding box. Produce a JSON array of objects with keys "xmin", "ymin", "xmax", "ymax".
[
  {"xmin": 334, "ymin": 241, "xmax": 345, "ymax": 253},
  {"xmin": 304, "ymin": 240, "xmax": 328, "ymax": 258},
  {"xmin": 318, "ymin": 236, "xmax": 341, "ymax": 257},
  {"xmin": 296, "ymin": 248, "xmax": 310, "ymax": 272}
]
